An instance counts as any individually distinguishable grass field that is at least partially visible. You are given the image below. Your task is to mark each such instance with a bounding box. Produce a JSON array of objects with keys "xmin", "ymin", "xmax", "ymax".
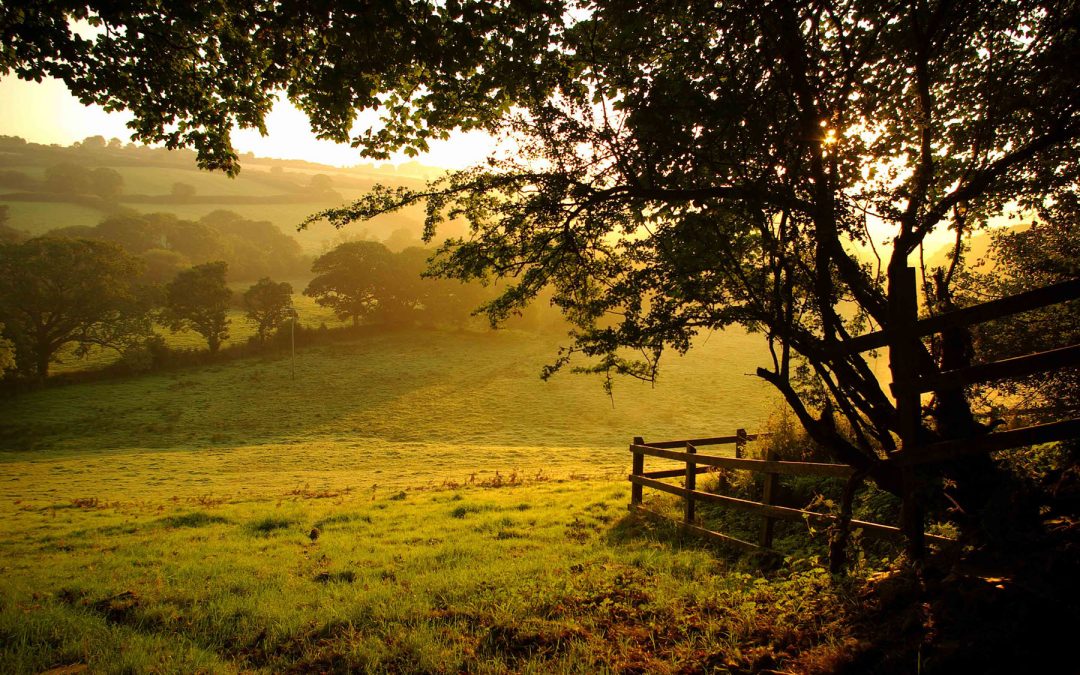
[{"xmin": 0, "ymin": 328, "xmax": 883, "ymax": 673}]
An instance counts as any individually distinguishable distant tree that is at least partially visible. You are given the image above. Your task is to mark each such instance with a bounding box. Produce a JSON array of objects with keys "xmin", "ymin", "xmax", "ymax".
[
  {"xmin": 0, "ymin": 237, "xmax": 149, "ymax": 379},
  {"xmin": 304, "ymin": 241, "xmax": 394, "ymax": 327},
  {"xmin": 171, "ymin": 181, "xmax": 196, "ymax": 200},
  {"xmin": 89, "ymin": 167, "xmax": 123, "ymax": 200},
  {"xmin": 138, "ymin": 248, "xmax": 190, "ymax": 286},
  {"xmin": 309, "ymin": 173, "xmax": 334, "ymax": 193},
  {"xmin": 95, "ymin": 214, "xmax": 162, "ymax": 253},
  {"xmin": 201, "ymin": 210, "xmax": 307, "ymax": 280},
  {"xmin": 163, "ymin": 261, "xmax": 231, "ymax": 353},
  {"xmin": 79, "ymin": 135, "xmax": 107, "ymax": 149},
  {"xmin": 161, "ymin": 218, "xmax": 228, "ymax": 263},
  {"xmin": 107, "ymin": 137, "xmax": 123, "ymax": 149},
  {"xmin": 43, "ymin": 162, "xmax": 92, "ymax": 194},
  {"xmin": 243, "ymin": 278, "xmax": 294, "ymax": 342}
]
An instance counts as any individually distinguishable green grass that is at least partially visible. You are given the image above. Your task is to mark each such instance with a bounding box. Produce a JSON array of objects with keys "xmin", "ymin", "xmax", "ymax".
[
  {"xmin": 1, "ymin": 201, "xmax": 106, "ymax": 235},
  {"xmin": 0, "ymin": 328, "xmax": 874, "ymax": 673}
]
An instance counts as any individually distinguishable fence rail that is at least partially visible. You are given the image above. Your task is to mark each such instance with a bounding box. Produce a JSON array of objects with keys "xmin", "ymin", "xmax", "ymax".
[
  {"xmin": 628, "ymin": 273, "xmax": 1079, "ymax": 562},
  {"xmin": 627, "ymin": 433, "xmax": 954, "ymax": 554},
  {"xmin": 837, "ymin": 277, "xmax": 1080, "ymax": 354},
  {"xmin": 845, "ymin": 270, "xmax": 1079, "ymax": 559}
]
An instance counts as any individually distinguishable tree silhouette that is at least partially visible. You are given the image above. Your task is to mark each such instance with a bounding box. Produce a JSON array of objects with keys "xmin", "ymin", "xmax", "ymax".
[
  {"xmin": 304, "ymin": 241, "xmax": 396, "ymax": 327},
  {"xmin": 0, "ymin": 237, "xmax": 149, "ymax": 378},
  {"xmin": 163, "ymin": 261, "xmax": 232, "ymax": 354},
  {"xmin": 243, "ymin": 278, "xmax": 294, "ymax": 342}
]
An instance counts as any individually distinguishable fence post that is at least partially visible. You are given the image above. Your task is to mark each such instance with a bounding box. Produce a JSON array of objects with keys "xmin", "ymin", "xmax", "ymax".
[
  {"xmin": 685, "ymin": 443, "xmax": 697, "ymax": 526},
  {"xmin": 759, "ymin": 449, "xmax": 779, "ymax": 548},
  {"xmin": 630, "ymin": 436, "xmax": 644, "ymax": 506},
  {"xmin": 736, "ymin": 428, "xmax": 747, "ymax": 458},
  {"xmin": 889, "ymin": 266, "xmax": 925, "ymax": 561}
]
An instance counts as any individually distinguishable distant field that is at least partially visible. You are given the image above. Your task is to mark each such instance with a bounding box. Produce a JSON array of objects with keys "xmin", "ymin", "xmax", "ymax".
[
  {"xmin": 0, "ymin": 328, "xmax": 873, "ymax": 674},
  {"xmin": 1, "ymin": 149, "xmax": 433, "ymax": 252},
  {"xmin": 6, "ymin": 329, "xmax": 778, "ymax": 490},
  {"xmin": 2, "ymin": 201, "xmax": 105, "ymax": 235}
]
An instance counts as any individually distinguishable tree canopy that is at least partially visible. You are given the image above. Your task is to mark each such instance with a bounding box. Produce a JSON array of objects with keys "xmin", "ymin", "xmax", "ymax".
[
  {"xmin": 304, "ymin": 241, "xmax": 397, "ymax": 327},
  {"xmin": 9, "ymin": 1, "xmax": 1078, "ymax": 543},
  {"xmin": 0, "ymin": 237, "xmax": 149, "ymax": 378},
  {"xmin": 243, "ymin": 277, "xmax": 294, "ymax": 342},
  {"xmin": 163, "ymin": 261, "xmax": 232, "ymax": 354}
]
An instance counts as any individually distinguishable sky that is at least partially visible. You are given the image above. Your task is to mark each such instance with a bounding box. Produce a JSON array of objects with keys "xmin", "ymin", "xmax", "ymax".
[{"xmin": 0, "ymin": 76, "xmax": 496, "ymax": 170}]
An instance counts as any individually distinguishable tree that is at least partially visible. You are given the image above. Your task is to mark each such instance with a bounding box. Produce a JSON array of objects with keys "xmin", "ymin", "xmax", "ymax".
[
  {"xmin": 304, "ymin": 241, "xmax": 395, "ymax": 327},
  {"xmin": 171, "ymin": 182, "xmax": 197, "ymax": 200},
  {"xmin": 963, "ymin": 205, "xmax": 1080, "ymax": 424},
  {"xmin": 243, "ymin": 278, "xmax": 294, "ymax": 342},
  {"xmin": 90, "ymin": 167, "xmax": 123, "ymax": 200},
  {"xmin": 163, "ymin": 261, "xmax": 232, "ymax": 353},
  {"xmin": 309, "ymin": 174, "xmax": 334, "ymax": 194},
  {"xmin": 8, "ymin": 2, "xmax": 1078, "ymax": 548},
  {"xmin": 43, "ymin": 162, "xmax": 92, "ymax": 195},
  {"xmin": 0, "ymin": 237, "xmax": 149, "ymax": 379}
]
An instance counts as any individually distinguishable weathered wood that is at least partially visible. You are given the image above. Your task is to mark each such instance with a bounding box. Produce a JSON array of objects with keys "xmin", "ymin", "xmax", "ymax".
[
  {"xmin": 627, "ymin": 475, "xmax": 953, "ymax": 544},
  {"xmin": 629, "ymin": 504, "xmax": 764, "ymax": 553},
  {"xmin": 685, "ymin": 443, "xmax": 697, "ymax": 525},
  {"xmin": 643, "ymin": 466, "xmax": 713, "ymax": 480},
  {"xmin": 643, "ymin": 433, "xmax": 768, "ymax": 449},
  {"xmin": 630, "ymin": 436, "xmax": 645, "ymax": 505},
  {"xmin": 839, "ymin": 277, "xmax": 1080, "ymax": 355},
  {"xmin": 916, "ymin": 342, "xmax": 1080, "ymax": 393},
  {"xmin": 893, "ymin": 418, "xmax": 1080, "ymax": 466},
  {"xmin": 889, "ymin": 266, "xmax": 925, "ymax": 561},
  {"xmin": 631, "ymin": 444, "xmax": 855, "ymax": 478},
  {"xmin": 735, "ymin": 428, "xmax": 747, "ymax": 458},
  {"xmin": 759, "ymin": 450, "xmax": 780, "ymax": 548}
]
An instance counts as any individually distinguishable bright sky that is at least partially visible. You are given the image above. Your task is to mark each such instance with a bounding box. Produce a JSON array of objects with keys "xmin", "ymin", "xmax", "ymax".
[{"xmin": 0, "ymin": 76, "xmax": 496, "ymax": 170}]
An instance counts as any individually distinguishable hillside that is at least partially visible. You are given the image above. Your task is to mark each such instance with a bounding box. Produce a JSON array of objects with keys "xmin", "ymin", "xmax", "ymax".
[{"xmin": 0, "ymin": 135, "xmax": 455, "ymax": 253}]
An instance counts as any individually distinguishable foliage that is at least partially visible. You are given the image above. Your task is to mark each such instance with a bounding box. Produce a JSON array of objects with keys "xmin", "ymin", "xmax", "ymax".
[
  {"xmin": 163, "ymin": 261, "xmax": 232, "ymax": 354},
  {"xmin": 963, "ymin": 211, "xmax": 1080, "ymax": 422},
  {"xmin": 1, "ymin": 1, "xmax": 569, "ymax": 174},
  {"xmin": 304, "ymin": 240, "xmax": 398, "ymax": 326},
  {"xmin": 0, "ymin": 237, "xmax": 150, "ymax": 378},
  {"xmin": 243, "ymin": 277, "xmax": 294, "ymax": 342},
  {"xmin": 51, "ymin": 210, "xmax": 308, "ymax": 282},
  {"xmin": 89, "ymin": 167, "xmax": 123, "ymax": 200},
  {"xmin": 41, "ymin": 162, "xmax": 124, "ymax": 199}
]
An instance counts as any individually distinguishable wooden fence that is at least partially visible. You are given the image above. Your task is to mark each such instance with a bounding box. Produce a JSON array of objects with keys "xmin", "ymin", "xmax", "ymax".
[
  {"xmin": 628, "ymin": 430, "xmax": 953, "ymax": 555},
  {"xmin": 628, "ymin": 272, "xmax": 1080, "ymax": 559},
  {"xmin": 856, "ymin": 270, "xmax": 1080, "ymax": 556}
]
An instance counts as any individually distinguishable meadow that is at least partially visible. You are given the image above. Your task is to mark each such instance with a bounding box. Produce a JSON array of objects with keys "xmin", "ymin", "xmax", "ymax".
[{"xmin": 0, "ymin": 328, "xmax": 888, "ymax": 673}]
